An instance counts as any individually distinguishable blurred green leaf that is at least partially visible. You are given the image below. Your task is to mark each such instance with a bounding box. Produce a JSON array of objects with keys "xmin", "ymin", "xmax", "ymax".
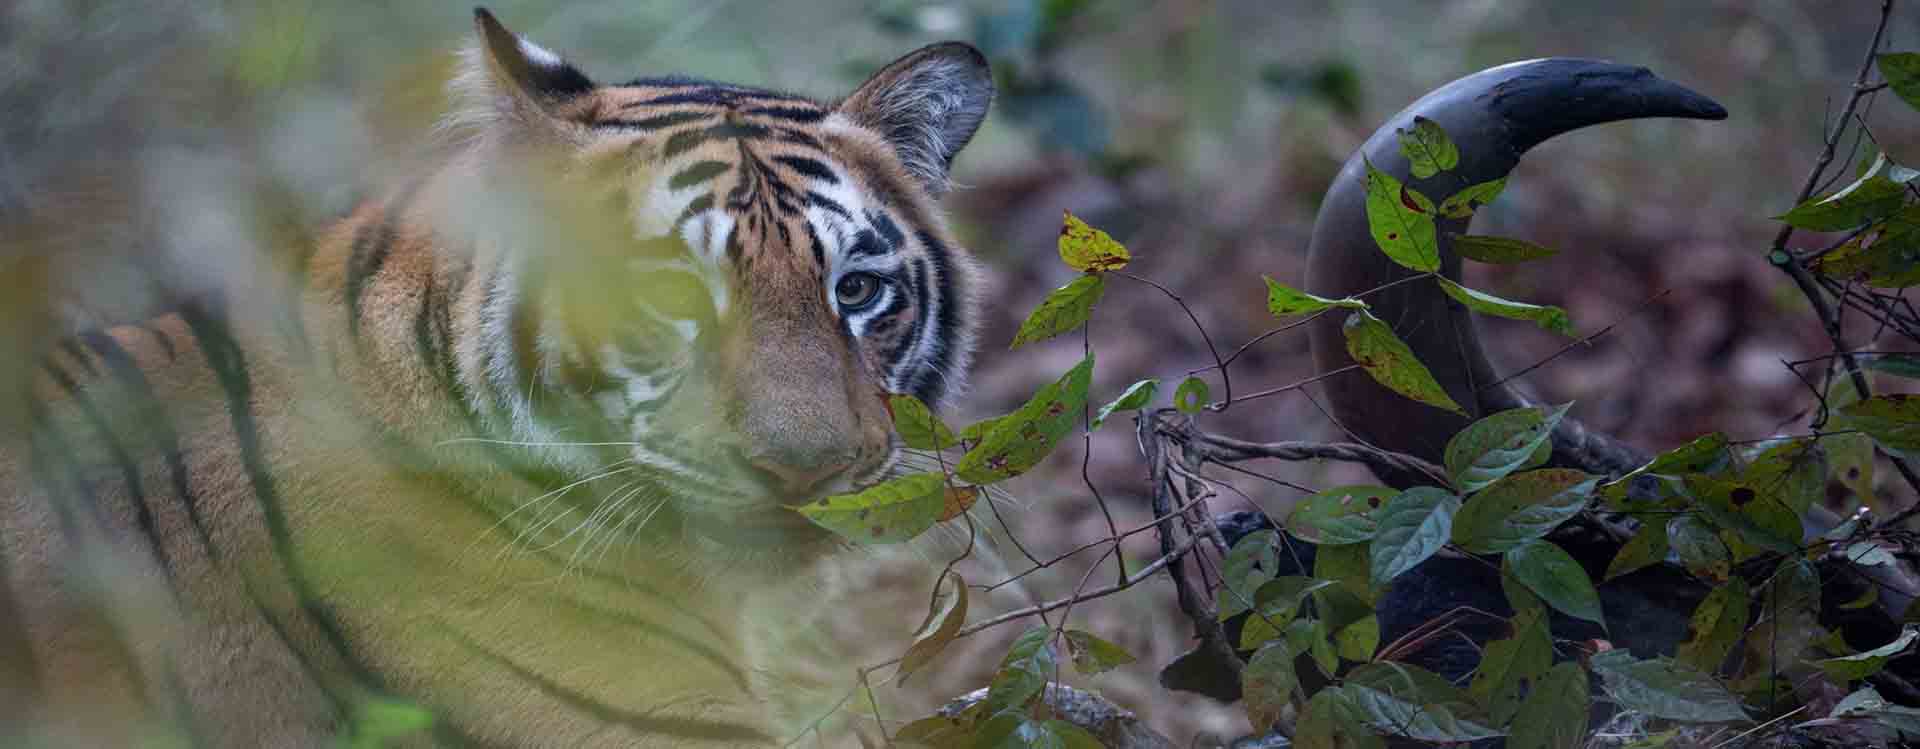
[
  {"xmin": 1589, "ymin": 650, "xmax": 1748, "ymax": 723},
  {"xmin": 1507, "ymin": 663, "xmax": 1590, "ymax": 749},
  {"xmin": 1818, "ymin": 624, "xmax": 1920, "ymax": 682},
  {"xmin": 1057, "ymin": 211, "xmax": 1131, "ymax": 273},
  {"xmin": 1438, "ymin": 278, "xmax": 1574, "ymax": 336},
  {"xmin": 1505, "ymin": 539, "xmax": 1604, "ymax": 626},
  {"xmin": 1173, "ymin": 376, "xmax": 1209, "ymax": 414},
  {"xmin": 1242, "ymin": 641, "xmax": 1298, "ymax": 731},
  {"xmin": 1261, "ymin": 60, "xmax": 1364, "ymax": 116},
  {"xmin": 955, "ymin": 355, "xmax": 1093, "ymax": 484},
  {"xmin": 1286, "ymin": 485, "xmax": 1392, "ymax": 545},
  {"xmin": 985, "ymin": 628, "xmax": 1056, "ymax": 713},
  {"xmin": 1452, "ymin": 468, "xmax": 1597, "ymax": 554},
  {"xmin": 1864, "ymin": 352, "xmax": 1920, "ymax": 380},
  {"xmin": 796, "ymin": 472, "xmax": 947, "ymax": 544},
  {"xmin": 1091, "ymin": 378, "xmax": 1157, "ymax": 429},
  {"xmin": 1841, "ymin": 394, "xmax": 1920, "ymax": 460},
  {"xmin": 1369, "ymin": 487, "xmax": 1459, "ymax": 585},
  {"xmin": 1265, "ymin": 276, "xmax": 1367, "ymax": 316},
  {"xmin": 1810, "ymin": 205, "xmax": 1920, "ymax": 288},
  {"xmin": 1363, "ymin": 160, "xmax": 1441, "ymax": 272},
  {"xmin": 1606, "ymin": 520, "xmax": 1672, "ymax": 581},
  {"xmin": 1469, "ymin": 607, "xmax": 1552, "ymax": 725},
  {"xmin": 1011, "ymin": 274, "xmax": 1105, "ymax": 349},
  {"xmin": 1445, "ymin": 404, "xmax": 1568, "ymax": 493},
  {"xmin": 1342, "ymin": 681, "xmax": 1501, "ymax": 742},
  {"xmin": 890, "ymin": 394, "xmax": 957, "ymax": 451},
  {"xmin": 899, "ymin": 571, "xmax": 969, "ymax": 683},
  {"xmin": 1343, "ymin": 310, "xmax": 1465, "ymax": 415},
  {"xmin": 1775, "ymin": 152, "xmax": 1912, "ymax": 231},
  {"xmin": 1448, "ymin": 233, "xmax": 1557, "ymax": 263},
  {"xmin": 1063, "ymin": 629, "xmax": 1134, "ymax": 676},
  {"xmin": 1438, "ymin": 179, "xmax": 1510, "ymax": 220},
  {"xmin": 1676, "ymin": 577, "xmax": 1749, "ymax": 673},
  {"xmin": 1397, "ymin": 116, "xmax": 1459, "ymax": 179},
  {"xmin": 1217, "ymin": 530, "xmax": 1279, "ymax": 620},
  {"xmin": 1880, "ymin": 53, "xmax": 1920, "ymax": 111}
]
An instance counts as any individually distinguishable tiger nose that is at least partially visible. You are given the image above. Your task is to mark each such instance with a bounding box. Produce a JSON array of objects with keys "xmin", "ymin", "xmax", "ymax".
[{"xmin": 746, "ymin": 454, "xmax": 853, "ymax": 498}]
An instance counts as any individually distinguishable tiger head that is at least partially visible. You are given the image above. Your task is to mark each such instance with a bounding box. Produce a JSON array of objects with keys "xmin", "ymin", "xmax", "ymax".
[{"xmin": 432, "ymin": 10, "xmax": 990, "ymax": 564}]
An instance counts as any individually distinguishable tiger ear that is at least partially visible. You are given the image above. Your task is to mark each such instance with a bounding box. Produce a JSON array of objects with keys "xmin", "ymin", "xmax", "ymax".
[
  {"xmin": 456, "ymin": 8, "xmax": 595, "ymax": 131},
  {"xmin": 836, "ymin": 43, "xmax": 993, "ymax": 195}
]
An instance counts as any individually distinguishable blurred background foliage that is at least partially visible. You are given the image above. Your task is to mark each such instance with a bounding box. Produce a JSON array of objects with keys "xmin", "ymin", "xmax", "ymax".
[{"xmin": 4, "ymin": 0, "xmax": 1918, "ymax": 743}]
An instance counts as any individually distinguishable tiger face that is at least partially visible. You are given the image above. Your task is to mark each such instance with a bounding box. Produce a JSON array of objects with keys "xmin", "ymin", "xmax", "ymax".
[{"xmin": 441, "ymin": 11, "xmax": 989, "ymax": 562}]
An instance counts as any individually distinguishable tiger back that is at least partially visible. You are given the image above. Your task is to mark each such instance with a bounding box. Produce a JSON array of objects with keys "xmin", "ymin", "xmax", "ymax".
[{"xmin": 0, "ymin": 9, "xmax": 990, "ymax": 747}]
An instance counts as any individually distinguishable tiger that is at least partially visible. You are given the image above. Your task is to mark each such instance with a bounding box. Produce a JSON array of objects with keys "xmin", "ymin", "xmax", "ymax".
[{"xmin": 0, "ymin": 8, "xmax": 991, "ymax": 747}]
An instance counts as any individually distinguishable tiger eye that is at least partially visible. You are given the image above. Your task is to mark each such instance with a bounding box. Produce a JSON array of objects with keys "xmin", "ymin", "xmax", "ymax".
[{"xmin": 834, "ymin": 273, "xmax": 882, "ymax": 310}]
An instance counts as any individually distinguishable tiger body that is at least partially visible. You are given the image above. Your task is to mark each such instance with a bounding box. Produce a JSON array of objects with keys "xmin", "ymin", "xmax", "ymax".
[{"xmin": 1, "ymin": 10, "xmax": 992, "ymax": 747}]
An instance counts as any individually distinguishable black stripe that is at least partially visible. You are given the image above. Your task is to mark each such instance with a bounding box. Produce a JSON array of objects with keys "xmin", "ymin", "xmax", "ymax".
[
  {"xmin": 345, "ymin": 185, "xmax": 424, "ymax": 341},
  {"xmin": 446, "ymin": 628, "xmax": 774, "ymax": 744},
  {"xmin": 673, "ymin": 193, "xmax": 716, "ymax": 236},
  {"xmin": 668, "ymin": 160, "xmax": 730, "ymax": 190},
  {"xmin": 899, "ymin": 258, "xmax": 930, "ymax": 378},
  {"xmin": 871, "ymin": 211, "xmax": 905, "ymax": 248},
  {"xmin": 40, "ymin": 358, "xmax": 158, "ymax": 566},
  {"xmin": 597, "ymin": 111, "xmax": 714, "ymax": 131},
  {"xmin": 918, "ymin": 232, "xmax": 960, "ymax": 404},
  {"xmin": 806, "ymin": 191, "xmax": 850, "ymax": 220},
  {"xmin": 772, "ymin": 156, "xmax": 837, "ymax": 184},
  {"xmin": 743, "ymin": 105, "xmax": 826, "ymax": 123},
  {"xmin": 58, "ymin": 340, "xmax": 99, "ymax": 378},
  {"xmin": 177, "ymin": 298, "xmax": 396, "ymax": 708},
  {"xmin": 846, "ymin": 229, "xmax": 887, "ymax": 260},
  {"xmin": 78, "ymin": 330, "xmax": 212, "ymax": 578},
  {"xmin": 805, "ymin": 222, "xmax": 826, "ymax": 270},
  {"xmin": 770, "ymin": 127, "xmax": 824, "ymax": 150}
]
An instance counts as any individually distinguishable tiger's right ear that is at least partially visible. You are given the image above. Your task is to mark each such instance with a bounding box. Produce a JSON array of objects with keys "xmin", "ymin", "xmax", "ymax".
[{"xmin": 453, "ymin": 8, "xmax": 596, "ymax": 133}]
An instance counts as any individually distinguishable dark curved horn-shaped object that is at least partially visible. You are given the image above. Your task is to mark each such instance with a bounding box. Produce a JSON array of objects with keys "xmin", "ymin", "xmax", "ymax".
[{"xmin": 1305, "ymin": 58, "xmax": 1727, "ymax": 484}]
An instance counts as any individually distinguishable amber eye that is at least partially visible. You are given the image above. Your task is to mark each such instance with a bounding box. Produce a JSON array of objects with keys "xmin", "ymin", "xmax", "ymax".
[{"xmin": 834, "ymin": 273, "xmax": 883, "ymax": 311}]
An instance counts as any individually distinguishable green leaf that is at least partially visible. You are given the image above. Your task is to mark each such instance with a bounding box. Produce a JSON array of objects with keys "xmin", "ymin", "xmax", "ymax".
[
  {"xmin": 955, "ymin": 355, "xmax": 1093, "ymax": 484},
  {"xmin": 1437, "ymin": 278, "xmax": 1574, "ymax": 337},
  {"xmin": 796, "ymin": 472, "xmax": 948, "ymax": 544},
  {"xmin": 1090, "ymin": 378, "xmax": 1157, "ymax": 429},
  {"xmin": 1880, "ymin": 52, "xmax": 1920, "ymax": 111},
  {"xmin": 890, "ymin": 394, "xmax": 958, "ymax": 451},
  {"xmin": 1369, "ymin": 487, "xmax": 1460, "ymax": 585},
  {"xmin": 1063, "ymin": 629, "xmax": 1135, "ymax": 676},
  {"xmin": 1601, "ymin": 432, "xmax": 1734, "ymax": 509},
  {"xmin": 1343, "ymin": 310, "xmax": 1465, "ymax": 415},
  {"xmin": 1507, "ymin": 663, "xmax": 1590, "ymax": 749},
  {"xmin": 1247, "ymin": 576, "xmax": 1337, "ymax": 636},
  {"xmin": 1452, "ymin": 469, "xmax": 1596, "ymax": 554},
  {"xmin": 1864, "ymin": 352, "xmax": 1920, "ymax": 380},
  {"xmin": 1347, "ymin": 662, "xmax": 1478, "ymax": 714},
  {"xmin": 1841, "ymin": 394, "xmax": 1920, "ymax": 460},
  {"xmin": 1469, "ymin": 607, "xmax": 1553, "ymax": 725},
  {"xmin": 1334, "ymin": 614, "xmax": 1380, "ymax": 663},
  {"xmin": 1445, "ymin": 404, "xmax": 1569, "ymax": 493},
  {"xmin": 972, "ymin": 713, "xmax": 1106, "ymax": 749},
  {"xmin": 1216, "ymin": 530, "xmax": 1279, "ymax": 620},
  {"xmin": 1669, "ymin": 515, "xmax": 1731, "ymax": 582},
  {"xmin": 1313, "ymin": 537, "xmax": 1379, "ymax": 604},
  {"xmin": 1448, "ymin": 233, "xmax": 1557, "ymax": 263},
  {"xmin": 1775, "ymin": 151, "xmax": 1911, "ymax": 231},
  {"xmin": 1265, "ymin": 276, "xmax": 1367, "ymax": 316},
  {"xmin": 1242, "ymin": 641, "xmax": 1299, "ymax": 731},
  {"xmin": 1010, "ymin": 275, "xmax": 1105, "ymax": 350},
  {"xmin": 1397, "ymin": 115, "xmax": 1459, "ymax": 179},
  {"xmin": 1057, "ymin": 211, "xmax": 1131, "ymax": 272},
  {"xmin": 1173, "ymin": 376, "xmax": 1209, "ymax": 413},
  {"xmin": 1810, "ymin": 205, "xmax": 1920, "ymax": 288},
  {"xmin": 1286, "ymin": 485, "xmax": 1393, "ymax": 545},
  {"xmin": 959, "ymin": 415, "xmax": 1005, "ymax": 449},
  {"xmin": 1818, "ymin": 624, "xmax": 1920, "ymax": 682},
  {"xmin": 1438, "ymin": 178, "xmax": 1509, "ymax": 220},
  {"xmin": 1676, "ymin": 577, "xmax": 1750, "ymax": 673},
  {"xmin": 985, "ymin": 628, "xmax": 1056, "ymax": 713},
  {"xmin": 1341, "ymin": 683, "xmax": 1503, "ymax": 742},
  {"xmin": 1505, "ymin": 539, "xmax": 1605, "ymax": 626},
  {"xmin": 1286, "ymin": 617, "xmax": 1340, "ymax": 677},
  {"xmin": 1362, "ymin": 160, "xmax": 1441, "ymax": 272},
  {"xmin": 348, "ymin": 697, "xmax": 435, "ymax": 747},
  {"xmin": 1589, "ymin": 650, "xmax": 1749, "ymax": 723},
  {"xmin": 1296, "ymin": 689, "xmax": 1387, "ymax": 749},
  {"xmin": 899, "ymin": 571, "xmax": 969, "ymax": 683},
  {"xmin": 1605, "ymin": 520, "xmax": 1672, "ymax": 581}
]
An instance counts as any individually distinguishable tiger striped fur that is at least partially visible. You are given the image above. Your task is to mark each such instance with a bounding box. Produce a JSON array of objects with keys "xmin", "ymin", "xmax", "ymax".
[{"xmin": 0, "ymin": 9, "xmax": 991, "ymax": 747}]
